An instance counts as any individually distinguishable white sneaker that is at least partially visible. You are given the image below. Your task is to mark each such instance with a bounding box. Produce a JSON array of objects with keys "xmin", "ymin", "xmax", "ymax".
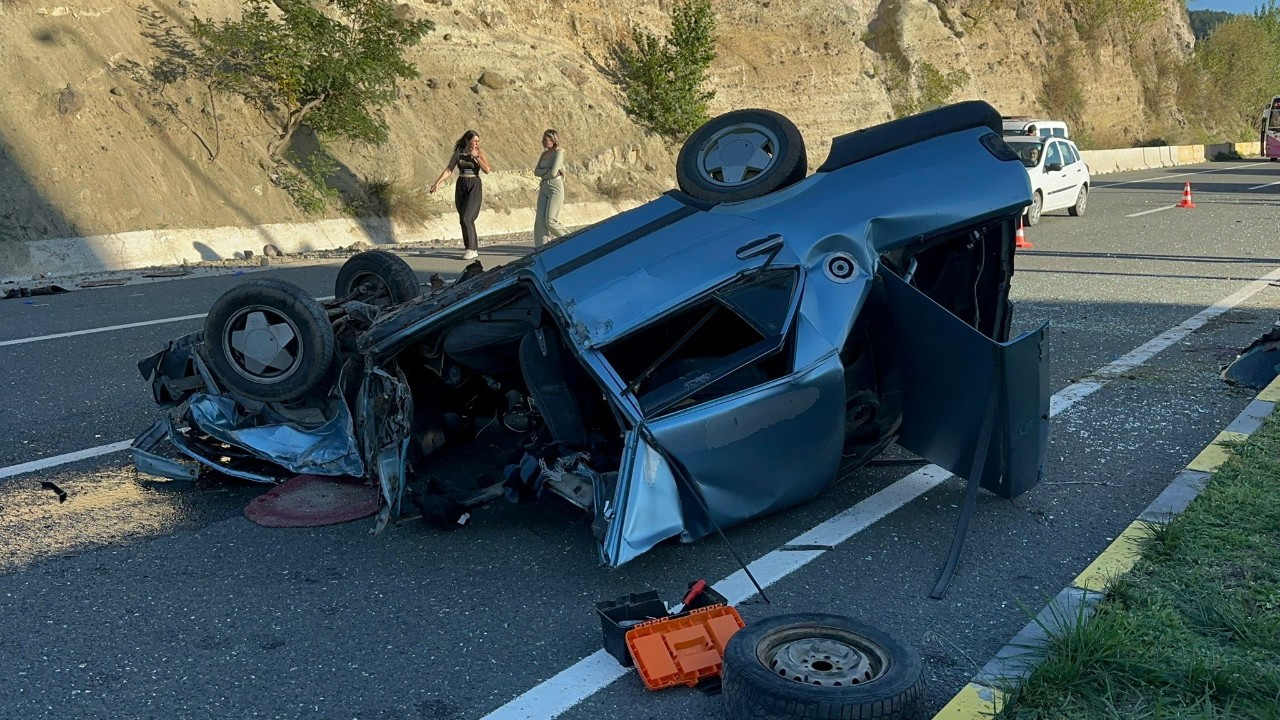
[{"xmin": 462, "ymin": 249, "xmax": 478, "ymax": 260}]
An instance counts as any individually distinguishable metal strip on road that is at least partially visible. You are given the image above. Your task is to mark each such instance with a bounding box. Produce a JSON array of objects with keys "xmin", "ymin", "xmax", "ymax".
[
  {"xmin": 476, "ymin": 266, "xmax": 1280, "ymax": 720},
  {"xmin": 1247, "ymin": 179, "xmax": 1280, "ymax": 191},
  {"xmin": 1093, "ymin": 162, "xmax": 1256, "ymax": 189},
  {"xmin": 1125, "ymin": 204, "xmax": 1177, "ymax": 218}
]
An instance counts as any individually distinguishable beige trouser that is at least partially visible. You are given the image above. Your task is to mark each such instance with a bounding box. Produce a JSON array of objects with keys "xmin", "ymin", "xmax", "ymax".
[{"xmin": 534, "ymin": 177, "xmax": 568, "ymax": 249}]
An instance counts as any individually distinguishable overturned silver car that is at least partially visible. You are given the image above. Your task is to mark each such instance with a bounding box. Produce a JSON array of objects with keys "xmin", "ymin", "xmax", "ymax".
[{"xmin": 133, "ymin": 101, "xmax": 1048, "ymax": 567}]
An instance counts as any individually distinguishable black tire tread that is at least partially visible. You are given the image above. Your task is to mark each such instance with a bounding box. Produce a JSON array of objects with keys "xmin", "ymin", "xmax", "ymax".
[
  {"xmin": 721, "ymin": 614, "xmax": 924, "ymax": 720},
  {"xmin": 335, "ymin": 250, "xmax": 421, "ymax": 305},
  {"xmin": 677, "ymin": 108, "xmax": 807, "ymax": 204},
  {"xmin": 203, "ymin": 277, "xmax": 335, "ymax": 403}
]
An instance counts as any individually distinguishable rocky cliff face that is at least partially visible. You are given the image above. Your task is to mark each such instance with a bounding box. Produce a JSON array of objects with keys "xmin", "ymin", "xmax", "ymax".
[{"xmin": 0, "ymin": 0, "xmax": 1194, "ymax": 247}]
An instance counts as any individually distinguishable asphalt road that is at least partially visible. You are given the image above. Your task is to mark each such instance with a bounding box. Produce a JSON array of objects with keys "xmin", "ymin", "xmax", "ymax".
[{"xmin": 2, "ymin": 159, "xmax": 1279, "ymax": 719}]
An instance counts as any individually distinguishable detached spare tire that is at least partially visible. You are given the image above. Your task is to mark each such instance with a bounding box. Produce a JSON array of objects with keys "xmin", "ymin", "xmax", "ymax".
[
  {"xmin": 203, "ymin": 277, "xmax": 335, "ymax": 403},
  {"xmin": 335, "ymin": 250, "xmax": 421, "ymax": 308},
  {"xmin": 721, "ymin": 613, "xmax": 924, "ymax": 720},
  {"xmin": 677, "ymin": 108, "xmax": 807, "ymax": 204}
]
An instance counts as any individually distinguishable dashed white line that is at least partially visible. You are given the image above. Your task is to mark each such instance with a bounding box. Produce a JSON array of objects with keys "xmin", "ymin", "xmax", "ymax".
[
  {"xmin": 1125, "ymin": 205, "xmax": 1177, "ymax": 218},
  {"xmin": 1247, "ymin": 179, "xmax": 1280, "ymax": 191},
  {"xmin": 476, "ymin": 265, "xmax": 1280, "ymax": 720}
]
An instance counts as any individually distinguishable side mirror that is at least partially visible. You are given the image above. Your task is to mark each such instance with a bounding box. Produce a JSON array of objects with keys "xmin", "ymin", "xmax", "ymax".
[{"xmin": 1045, "ymin": 162, "xmax": 1064, "ymax": 172}]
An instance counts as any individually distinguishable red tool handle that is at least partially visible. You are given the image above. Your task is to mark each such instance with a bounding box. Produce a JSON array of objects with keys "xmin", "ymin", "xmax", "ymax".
[{"xmin": 681, "ymin": 579, "xmax": 707, "ymax": 606}]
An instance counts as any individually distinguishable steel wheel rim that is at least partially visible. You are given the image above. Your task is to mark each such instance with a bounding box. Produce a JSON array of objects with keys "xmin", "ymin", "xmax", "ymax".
[
  {"xmin": 222, "ymin": 305, "xmax": 304, "ymax": 384},
  {"xmin": 1077, "ymin": 187, "xmax": 1087, "ymax": 213},
  {"xmin": 349, "ymin": 270, "xmax": 394, "ymax": 307},
  {"xmin": 697, "ymin": 122, "xmax": 781, "ymax": 187},
  {"xmin": 756, "ymin": 627, "xmax": 890, "ymax": 687},
  {"xmin": 1030, "ymin": 194, "xmax": 1042, "ymax": 223}
]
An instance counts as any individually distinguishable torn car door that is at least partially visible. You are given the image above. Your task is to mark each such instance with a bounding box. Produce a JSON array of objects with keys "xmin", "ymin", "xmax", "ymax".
[{"xmin": 880, "ymin": 265, "xmax": 1049, "ymax": 497}]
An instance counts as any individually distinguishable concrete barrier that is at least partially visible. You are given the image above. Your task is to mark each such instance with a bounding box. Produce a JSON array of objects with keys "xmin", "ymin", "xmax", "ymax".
[
  {"xmin": 1077, "ymin": 139, "xmax": 1256, "ymax": 180},
  {"xmin": 0, "ymin": 199, "xmax": 643, "ymax": 283}
]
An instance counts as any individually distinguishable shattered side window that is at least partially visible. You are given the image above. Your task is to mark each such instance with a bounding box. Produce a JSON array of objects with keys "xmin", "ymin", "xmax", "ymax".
[{"xmin": 603, "ymin": 268, "xmax": 800, "ymax": 417}]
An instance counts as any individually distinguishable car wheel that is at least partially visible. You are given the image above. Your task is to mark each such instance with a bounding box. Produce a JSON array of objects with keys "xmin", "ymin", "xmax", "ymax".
[
  {"xmin": 676, "ymin": 108, "xmax": 807, "ymax": 204},
  {"xmin": 203, "ymin": 278, "xmax": 335, "ymax": 403},
  {"xmin": 335, "ymin": 250, "xmax": 421, "ymax": 308},
  {"xmin": 1026, "ymin": 191, "xmax": 1043, "ymax": 226},
  {"xmin": 721, "ymin": 613, "xmax": 924, "ymax": 720},
  {"xmin": 1068, "ymin": 184, "xmax": 1088, "ymax": 217}
]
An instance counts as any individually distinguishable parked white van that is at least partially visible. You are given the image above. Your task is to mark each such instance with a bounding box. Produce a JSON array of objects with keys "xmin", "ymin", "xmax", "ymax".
[{"xmin": 1002, "ymin": 116, "xmax": 1070, "ymax": 139}]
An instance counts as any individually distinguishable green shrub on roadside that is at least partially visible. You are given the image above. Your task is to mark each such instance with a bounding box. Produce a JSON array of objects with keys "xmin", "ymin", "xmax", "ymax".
[{"xmin": 618, "ymin": 0, "xmax": 717, "ymax": 139}]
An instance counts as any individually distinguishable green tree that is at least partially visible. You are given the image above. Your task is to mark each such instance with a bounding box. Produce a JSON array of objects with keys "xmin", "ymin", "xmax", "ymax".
[
  {"xmin": 191, "ymin": 0, "xmax": 433, "ymax": 158},
  {"xmin": 1182, "ymin": 3, "xmax": 1280, "ymax": 135},
  {"xmin": 1187, "ymin": 9, "xmax": 1234, "ymax": 40},
  {"xmin": 619, "ymin": 0, "xmax": 717, "ymax": 139}
]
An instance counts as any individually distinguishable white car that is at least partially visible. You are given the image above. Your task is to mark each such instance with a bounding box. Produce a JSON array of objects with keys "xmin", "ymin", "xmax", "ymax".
[
  {"xmin": 1005, "ymin": 136, "xmax": 1090, "ymax": 225},
  {"xmin": 1001, "ymin": 117, "xmax": 1070, "ymax": 139}
]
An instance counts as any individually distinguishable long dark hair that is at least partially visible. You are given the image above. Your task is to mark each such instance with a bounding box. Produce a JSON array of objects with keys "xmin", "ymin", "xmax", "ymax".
[{"xmin": 454, "ymin": 130, "xmax": 479, "ymax": 154}]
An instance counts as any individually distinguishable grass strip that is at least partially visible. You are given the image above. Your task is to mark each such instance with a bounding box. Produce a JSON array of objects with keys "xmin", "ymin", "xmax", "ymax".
[{"xmin": 997, "ymin": 413, "xmax": 1280, "ymax": 720}]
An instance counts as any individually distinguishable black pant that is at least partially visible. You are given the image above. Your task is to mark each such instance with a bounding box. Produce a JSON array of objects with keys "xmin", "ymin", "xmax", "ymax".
[{"xmin": 455, "ymin": 175, "xmax": 482, "ymax": 251}]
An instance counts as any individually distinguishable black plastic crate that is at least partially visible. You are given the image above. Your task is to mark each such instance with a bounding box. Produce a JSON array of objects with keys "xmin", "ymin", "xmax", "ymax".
[{"xmin": 594, "ymin": 590, "xmax": 670, "ymax": 667}]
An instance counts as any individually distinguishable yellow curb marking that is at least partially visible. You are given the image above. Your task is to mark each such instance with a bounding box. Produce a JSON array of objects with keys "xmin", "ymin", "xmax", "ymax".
[
  {"xmin": 932, "ymin": 682, "xmax": 1005, "ymax": 719},
  {"xmin": 1073, "ymin": 520, "xmax": 1155, "ymax": 593},
  {"xmin": 1256, "ymin": 375, "xmax": 1280, "ymax": 403},
  {"xmin": 1186, "ymin": 430, "xmax": 1249, "ymax": 474}
]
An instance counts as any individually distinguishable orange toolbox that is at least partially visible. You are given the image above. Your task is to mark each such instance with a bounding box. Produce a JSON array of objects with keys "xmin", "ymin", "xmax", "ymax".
[{"xmin": 624, "ymin": 604, "xmax": 746, "ymax": 690}]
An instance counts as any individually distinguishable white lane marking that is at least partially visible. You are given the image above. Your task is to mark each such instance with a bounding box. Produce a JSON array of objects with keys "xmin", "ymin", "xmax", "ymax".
[
  {"xmin": 0, "ymin": 441, "xmax": 134, "ymax": 481},
  {"xmin": 1094, "ymin": 162, "xmax": 1256, "ymax": 189},
  {"xmin": 477, "ymin": 266, "xmax": 1280, "ymax": 720},
  {"xmin": 0, "ymin": 314, "xmax": 208, "ymax": 348},
  {"xmin": 0, "ymin": 296, "xmax": 336, "ymax": 348},
  {"xmin": 1125, "ymin": 205, "xmax": 1177, "ymax": 218},
  {"xmin": 1247, "ymin": 179, "xmax": 1280, "ymax": 191}
]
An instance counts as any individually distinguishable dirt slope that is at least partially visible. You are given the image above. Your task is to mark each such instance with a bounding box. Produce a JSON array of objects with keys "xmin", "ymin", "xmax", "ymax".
[{"xmin": 0, "ymin": 0, "xmax": 1194, "ymax": 248}]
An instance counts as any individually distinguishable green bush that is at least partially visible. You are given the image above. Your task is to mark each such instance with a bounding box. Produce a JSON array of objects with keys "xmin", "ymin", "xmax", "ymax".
[
  {"xmin": 191, "ymin": 0, "xmax": 433, "ymax": 158},
  {"xmin": 619, "ymin": 0, "xmax": 718, "ymax": 139}
]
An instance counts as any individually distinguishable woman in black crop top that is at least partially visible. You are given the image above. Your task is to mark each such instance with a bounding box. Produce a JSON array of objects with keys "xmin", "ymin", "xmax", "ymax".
[{"xmin": 430, "ymin": 129, "xmax": 491, "ymax": 260}]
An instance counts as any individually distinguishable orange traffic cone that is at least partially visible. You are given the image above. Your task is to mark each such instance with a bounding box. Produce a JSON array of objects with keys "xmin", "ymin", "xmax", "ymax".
[
  {"xmin": 1015, "ymin": 220, "xmax": 1033, "ymax": 249},
  {"xmin": 1177, "ymin": 181, "xmax": 1196, "ymax": 208}
]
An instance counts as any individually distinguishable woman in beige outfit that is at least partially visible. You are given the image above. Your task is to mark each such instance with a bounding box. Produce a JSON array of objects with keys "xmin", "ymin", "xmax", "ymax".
[{"xmin": 533, "ymin": 129, "xmax": 568, "ymax": 249}]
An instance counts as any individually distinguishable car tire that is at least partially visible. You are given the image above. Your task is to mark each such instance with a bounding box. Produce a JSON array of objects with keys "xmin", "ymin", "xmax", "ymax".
[
  {"xmin": 1068, "ymin": 184, "xmax": 1088, "ymax": 217},
  {"xmin": 1026, "ymin": 191, "xmax": 1043, "ymax": 226},
  {"xmin": 721, "ymin": 613, "xmax": 924, "ymax": 720},
  {"xmin": 335, "ymin": 250, "xmax": 421, "ymax": 308},
  {"xmin": 203, "ymin": 278, "xmax": 335, "ymax": 403},
  {"xmin": 676, "ymin": 108, "xmax": 807, "ymax": 204}
]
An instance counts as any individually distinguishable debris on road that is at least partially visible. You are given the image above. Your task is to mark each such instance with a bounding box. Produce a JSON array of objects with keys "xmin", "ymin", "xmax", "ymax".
[
  {"xmin": 39, "ymin": 481, "xmax": 68, "ymax": 503},
  {"xmin": 1221, "ymin": 324, "xmax": 1280, "ymax": 389},
  {"xmin": 79, "ymin": 278, "xmax": 131, "ymax": 288},
  {"xmin": 243, "ymin": 474, "xmax": 379, "ymax": 528},
  {"xmin": 2, "ymin": 285, "xmax": 69, "ymax": 300}
]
